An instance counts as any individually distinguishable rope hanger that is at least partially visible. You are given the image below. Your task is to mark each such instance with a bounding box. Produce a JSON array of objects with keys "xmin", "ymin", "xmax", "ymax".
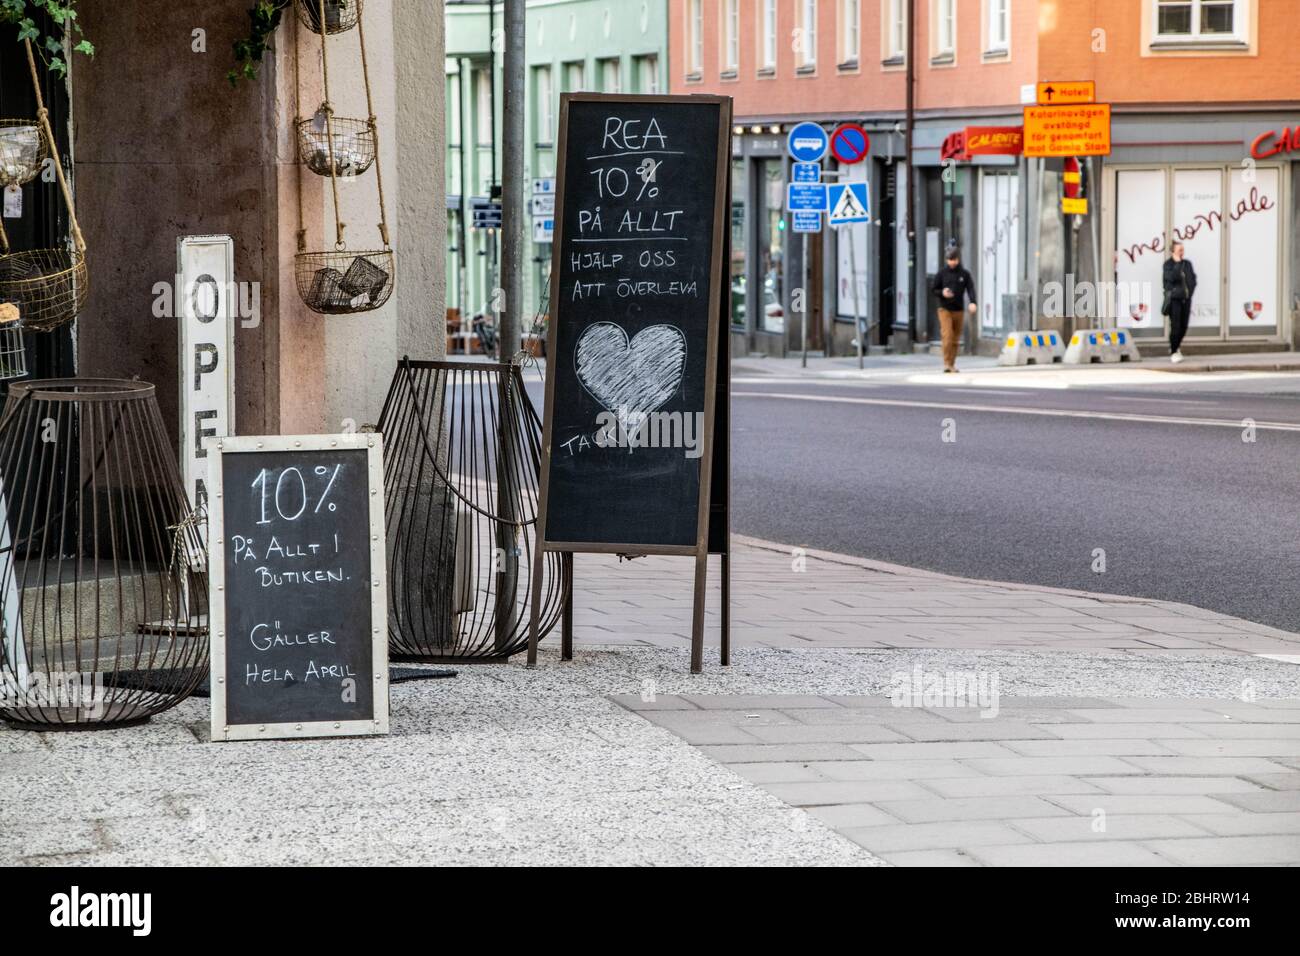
[
  {"xmin": 298, "ymin": 0, "xmax": 391, "ymax": 254},
  {"xmin": 0, "ymin": 39, "xmax": 85, "ymax": 257}
]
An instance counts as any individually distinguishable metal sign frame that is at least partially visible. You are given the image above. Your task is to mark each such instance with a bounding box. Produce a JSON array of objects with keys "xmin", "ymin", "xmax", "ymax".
[
  {"xmin": 209, "ymin": 433, "xmax": 390, "ymax": 742},
  {"xmin": 527, "ymin": 92, "xmax": 733, "ymax": 674}
]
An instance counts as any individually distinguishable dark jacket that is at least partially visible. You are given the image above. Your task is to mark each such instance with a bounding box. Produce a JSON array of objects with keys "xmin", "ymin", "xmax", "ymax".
[
  {"xmin": 1163, "ymin": 257, "xmax": 1197, "ymax": 301},
  {"xmin": 932, "ymin": 264, "xmax": 977, "ymax": 312}
]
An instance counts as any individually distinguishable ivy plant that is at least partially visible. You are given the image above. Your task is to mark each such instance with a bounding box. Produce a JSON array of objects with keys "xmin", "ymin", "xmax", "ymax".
[
  {"xmin": 230, "ymin": 0, "xmax": 293, "ymax": 86},
  {"xmin": 0, "ymin": 0, "xmax": 94, "ymax": 77}
]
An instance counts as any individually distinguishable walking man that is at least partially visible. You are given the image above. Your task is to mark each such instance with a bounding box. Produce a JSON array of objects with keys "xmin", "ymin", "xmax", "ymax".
[
  {"xmin": 1163, "ymin": 241, "xmax": 1197, "ymax": 364},
  {"xmin": 932, "ymin": 244, "xmax": 978, "ymax": 373}
]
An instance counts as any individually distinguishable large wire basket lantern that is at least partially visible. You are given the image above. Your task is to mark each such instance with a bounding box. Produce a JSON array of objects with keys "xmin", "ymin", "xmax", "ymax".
[
  {"xmin": 0, "ymin": 379, "xmax": 208, "ymax": 730},
  {"xmin": 295, "ymin": 248, "xmax": 393, "ymax": 315},
  {"xmin": 0, "ymin": 120, "xmax": 46, "ymax": 188},
  {"xmin": 378, "ymin": 359, "xmax": 569, "ymax": 661},
  {"xmin": 298, "ymin": 0, "xmax": 363, "ymax": 35},
  {"xmin": 0, "ymin": 248, "xmax": 88, "ymax": 333},
  {"xmin": 296, "ymin": 112, "xmax": 376, "ymax": 178}
]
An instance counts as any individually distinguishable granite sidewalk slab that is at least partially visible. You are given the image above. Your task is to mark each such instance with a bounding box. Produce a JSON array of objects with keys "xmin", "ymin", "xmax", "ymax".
[{"xmin": 614, "ymin": 693, "xmax": 1300, "ymax": 867}]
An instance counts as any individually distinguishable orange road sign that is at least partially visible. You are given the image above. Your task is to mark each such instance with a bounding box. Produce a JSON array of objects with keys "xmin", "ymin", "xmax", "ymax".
[
  {"xmin": 1036, "ymin": 81, "xmax": 1095, "ymax": 105},
  {"xmin": 1023, "ymin": 103, "xmax": 1111, "ymax": 157}
]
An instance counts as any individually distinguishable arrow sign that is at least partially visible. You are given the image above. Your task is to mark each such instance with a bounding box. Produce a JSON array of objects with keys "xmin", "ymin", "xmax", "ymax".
[
  {"xmin": 1036, "ymin": 81, "xmax": 1095, "ymax": 106},
  {"xmin": 827, "ymin": 182, "xmax": 870, "ymax": 226}
]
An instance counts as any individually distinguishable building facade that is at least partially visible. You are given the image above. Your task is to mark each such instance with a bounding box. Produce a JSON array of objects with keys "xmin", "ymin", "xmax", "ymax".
[
  {"xmin": 671, "ymin": 0, "xmax": 1300, "ymax": 357},
  {"xmin": 445, "ymin": 0, "xmax": 668, "ymax": 345}
]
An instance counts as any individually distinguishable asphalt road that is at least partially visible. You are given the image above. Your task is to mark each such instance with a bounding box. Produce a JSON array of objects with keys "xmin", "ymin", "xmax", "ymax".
[{"xmin": 728, "ymin": 378, "xmax": 1300, "ymax": 633}]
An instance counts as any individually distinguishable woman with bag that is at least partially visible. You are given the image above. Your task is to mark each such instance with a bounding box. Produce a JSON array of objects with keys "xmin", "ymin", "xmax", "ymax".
[{"xmin": 1162, "ymin": 241, "xmax": 1197, "ymax": 364}]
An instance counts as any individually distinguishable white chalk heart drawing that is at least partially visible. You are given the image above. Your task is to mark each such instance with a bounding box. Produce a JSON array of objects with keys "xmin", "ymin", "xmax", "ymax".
[{"xmin": 575, "ymin": 322, "xmax": 687, "ymax": 433}]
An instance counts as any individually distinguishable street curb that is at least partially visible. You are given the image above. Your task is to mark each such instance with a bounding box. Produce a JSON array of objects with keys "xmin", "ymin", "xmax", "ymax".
[
  {"xmin": 731, "ymin": 533, "xmax": 1152, "ymax": 604},
  {"xmin": 731, "ymin": 534, "xmax": 1300, "ymax": 643}
]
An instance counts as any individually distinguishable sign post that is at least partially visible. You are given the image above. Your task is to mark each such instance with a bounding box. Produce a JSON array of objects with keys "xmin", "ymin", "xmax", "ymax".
[
  {"xmin": 526, "ymin": 93, "xmax": 733, "ymax": 674},
  {"xmin": 209, "ymin": 434, "xmax": 390, "ymax": 741},
  {"xmin": 178, "ymin": 235, "xmax": 236, "ymax": 522}
]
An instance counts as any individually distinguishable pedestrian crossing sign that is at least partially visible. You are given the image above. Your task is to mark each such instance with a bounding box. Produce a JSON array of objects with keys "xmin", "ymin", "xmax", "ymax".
[{"xmin": 827, "ymin": 182, "xmax": 871, "ymax": 226}]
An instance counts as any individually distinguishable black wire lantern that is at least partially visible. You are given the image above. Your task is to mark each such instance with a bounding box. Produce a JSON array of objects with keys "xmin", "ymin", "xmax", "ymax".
[
  {"xmin": 0, "ymin": 380, "xmax": 208, "ymax": 729},
  {"xmin": 378, "ymin": 360, "xmax": 568, "ymax": 661}
]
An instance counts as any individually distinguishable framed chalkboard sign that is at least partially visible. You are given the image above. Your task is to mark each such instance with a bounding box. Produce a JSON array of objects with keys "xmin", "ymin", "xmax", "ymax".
[
  {"xmin": 528, "ymin": 93, "xmax": 733, "ymax": 673},
  {"xmin": 209, "ymin": 434, "xmax": 389, "ymax": 741}
]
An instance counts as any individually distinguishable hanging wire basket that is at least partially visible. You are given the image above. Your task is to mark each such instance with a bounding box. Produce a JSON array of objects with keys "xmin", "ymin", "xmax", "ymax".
[
  {"xmin": 296, "ymin": 248, "xmax": 393, "ymax": 315},
  {"xmin": 298, "ymin": 0, "xmax": 363, "ymax": 35},
  {"xmin": 0, "ymin": 120, "xmax": 46, "ymax": 188},
  {"xmin": 295, "ymin": 114, "xmax": 376, "ymax": 178},
  {"xmin": 0, "ymin": 300, "xmax": 26, "ymax": 380},
  {"xmin": 0, "ymin": 379, "xmax": 209, "ymax": 730},
  {"xmin": 0, "ymin": 248, "xmax": 88, "ymax": 333},
  {"xmin": 379, "ymin": 360, "xmax": 569, "ymax": 661}
]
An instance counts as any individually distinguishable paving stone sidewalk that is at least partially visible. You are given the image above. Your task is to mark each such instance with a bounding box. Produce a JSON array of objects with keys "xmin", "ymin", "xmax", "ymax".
[
  {"xmin": 613, "ymin": 693, "xmax": 1300, "ymax": 867},
  {"xmin": 4, "ymin": 537, "xmax": 1297, "ymax": 866},
  {"xmin": 575, "ymin": 536, "xmax": 1300, "ymax": 657}
]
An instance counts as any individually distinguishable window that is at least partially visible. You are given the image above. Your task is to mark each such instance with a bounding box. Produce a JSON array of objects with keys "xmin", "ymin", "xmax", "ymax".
[
  {"xmin": 475, "ymin": 68, "xmax": 493, "ymax": 146},
  {"xmin": 447, "ymin": 71, "xmax": 461, "ymax": 147},
  {"xmin": 722, "ymin": 0, "xmax": 740, "ymax": 73},
  {"xmin": 534, "ymin": 66, "xmax": 553, "ymax": 145},
  {"xmin": 1155, "ymin": 0, "xmax": 1245, "ymax": 42},
  {"xmin": 688, "ymin": 0, "xmax": 704, "ymax": 74},
  {"xmin": 564, "ymin": 60, "xmax": 585, "ymax": 92},
  {"xmin": 839, "ymin": 0, "xmax": 860, "ymax": 64},
  {"xmin": 796, "ymin": 0, "xmax": 817, "ymax": 69},
  {"xmin": 934, "ymin": 0, "xmax": 956, "ymax": 57},
  {"xmin": 885, "ymin": 0, "xmax": 906, "ymax": 60},
  {"xmin": 758, "ymin": 0, "xmax": 777, "ymax": 70},
  {"xmin": 987, "ymin": 0, "xmax": 1010, "ymax": 50},
  {"xmin": 600, "ymin": 57, "xmax": 622, "ymax": 93},
  {"xmin": 634, "ymin": 54, "xmax": 660, "ymax": 93}
]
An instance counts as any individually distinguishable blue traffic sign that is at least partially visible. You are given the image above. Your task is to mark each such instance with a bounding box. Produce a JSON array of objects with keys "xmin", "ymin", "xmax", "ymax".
[
  {"xmin": 787, "ymin": 122, "xmax": 829, "ymax": 163},
  {"xmin": 786, "ymin": 182, "xmax": 828, "ymax": 212},
  {"xmin": 792, "ymin": 162, "xmax": 821, "ymax": 183},
  {"xmin": 827, "ymin": 182, "xmax": 871, "ymax": 225},
  {"xmin": 792, "ymin": 211, "xmax": 822, "ymax": 233}
]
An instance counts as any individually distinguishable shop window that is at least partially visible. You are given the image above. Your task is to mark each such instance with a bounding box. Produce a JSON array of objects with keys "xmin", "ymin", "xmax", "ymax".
[{"xmin": 978, "ymin": 170, "xmax": 1019, "ymax": 336}]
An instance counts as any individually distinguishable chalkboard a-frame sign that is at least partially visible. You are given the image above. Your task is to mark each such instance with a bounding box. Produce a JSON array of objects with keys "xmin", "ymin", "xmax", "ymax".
[
  {"xmin": 209, "ymin": 434, "xmax": 390, "ymax": 741},
  {"xmin": 527, "ymin": 93, "xmax": 733, "ymax": 674}
]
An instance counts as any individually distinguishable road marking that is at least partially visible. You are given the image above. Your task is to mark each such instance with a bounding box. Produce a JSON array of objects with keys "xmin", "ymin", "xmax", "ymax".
[
  {"xmin": 733, "ymin": 391, "xmax": 1300, "ymax": 431},
  {"xmin": 1107, "ymin": 395, "xmax": 1213, "ymax": 405}
]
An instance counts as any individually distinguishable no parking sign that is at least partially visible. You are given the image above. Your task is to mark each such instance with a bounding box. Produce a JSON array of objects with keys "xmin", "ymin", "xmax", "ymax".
[{"xmin": 830, "ymin": 123, "xmax": 870, "ymax": 165}]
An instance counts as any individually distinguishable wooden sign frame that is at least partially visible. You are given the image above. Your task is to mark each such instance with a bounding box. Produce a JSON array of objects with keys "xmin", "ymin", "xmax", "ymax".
[
  {"xmin": 527, "ymin": 92, "xmax": 733, "ymax": 674},
  {"xmin": 209, "ymin": 433, "xmax": 390, "ymax": 741}
]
